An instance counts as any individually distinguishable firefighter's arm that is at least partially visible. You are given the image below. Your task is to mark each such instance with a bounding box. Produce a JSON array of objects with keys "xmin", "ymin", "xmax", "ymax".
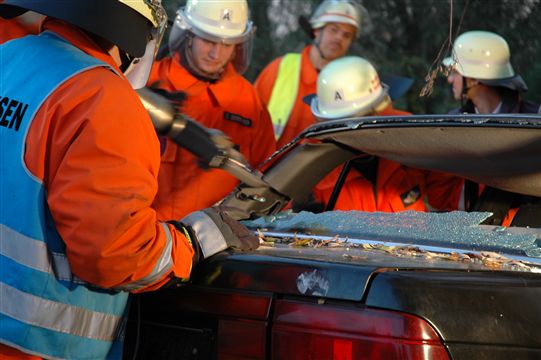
[
  {"xmin": 171, "ymin": 207, "xmax": 259, "ymax": 264},
  {"xmin": 31, "ymin": 70, "xmax": 195, "ymax": 292}
]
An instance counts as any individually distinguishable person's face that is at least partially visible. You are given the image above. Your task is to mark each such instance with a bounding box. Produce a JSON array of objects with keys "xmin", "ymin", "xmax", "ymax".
[
  {"xmin": 447, "ymin": 69, "xmax": 464, "ymax": 101},
  {"xmin": 314, "ymin": 22, "xmax": 356, "ymax": 61},
  {"xmin": 191, "ymin": 36, "xmax": 235, "ymax": 75}
]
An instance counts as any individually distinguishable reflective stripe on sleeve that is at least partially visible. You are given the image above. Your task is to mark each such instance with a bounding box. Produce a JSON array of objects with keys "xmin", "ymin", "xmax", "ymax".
[
  {"xmin": 0, "ymin": 282, "xmax": 122, "ymax": 341},
  {"xmin": 181, "ymin": 211, "xmax": 228, "ymax": 259},
  {"xmin": 115, "ymin": 222, "xmax": 174, "ymax": 291}
]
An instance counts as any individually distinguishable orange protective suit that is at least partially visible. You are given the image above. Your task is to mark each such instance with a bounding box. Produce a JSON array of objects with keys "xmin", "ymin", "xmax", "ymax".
[
  {"xmin": 254, "ymin": 45, "xmax": 317, "ymax": 148},
  {"xmin": 313, "ymin": 106, "xmax": 464, "ymax": 212},
  {"xmin": 148, "ymin": 57, "xmax": 276, "ymax": 220},
  {"xmin": 0, "ymin": 16, "xmax": 39, "ymax": 44},
  {"xmin": 1, "ymin": 18, "xmax": 195, "ymax": 360},
  {"xmin": 20, "ymin": 20, "xmax": 194, "ymax": 291}
]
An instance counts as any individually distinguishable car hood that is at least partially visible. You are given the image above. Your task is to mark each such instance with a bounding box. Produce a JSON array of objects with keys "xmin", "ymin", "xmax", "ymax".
[{"xmin": 291, "ymin": 113, "xmax": 541, "ymax": 196}]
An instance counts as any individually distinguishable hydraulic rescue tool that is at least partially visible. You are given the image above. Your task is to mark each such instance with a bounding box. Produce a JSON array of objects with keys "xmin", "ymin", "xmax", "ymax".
[
  {"xmin": 136, "ymin": 87, "xmax": 267, "ymax": 187},
  {"xmin": 136, "ymin": 87, "xmax": 290, "ymax": 219}
]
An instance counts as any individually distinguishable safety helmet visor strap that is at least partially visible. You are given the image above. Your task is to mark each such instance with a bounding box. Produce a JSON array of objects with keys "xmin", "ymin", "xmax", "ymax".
[{"xmin": 124, "ymin": 1, "xmax": 167, "ymax": 89}]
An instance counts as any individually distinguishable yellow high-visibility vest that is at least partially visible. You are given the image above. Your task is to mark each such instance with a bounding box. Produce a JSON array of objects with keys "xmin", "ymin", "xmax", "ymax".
[{"xmin": 267, "ymin": 53, "xmax": 302, "ymax": 140}]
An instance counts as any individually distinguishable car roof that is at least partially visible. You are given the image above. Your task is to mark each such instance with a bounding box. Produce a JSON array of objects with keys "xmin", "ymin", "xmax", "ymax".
[{"xmin": 295, "ymin": 114, "xmax": 541, "ymax": 196}]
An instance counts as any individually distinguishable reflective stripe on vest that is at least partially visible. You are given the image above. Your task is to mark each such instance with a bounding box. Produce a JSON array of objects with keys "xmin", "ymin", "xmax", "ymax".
[
  {"xmin": 0, "ymin": 32, "xmax": 128, "ymax": 360},
  {"xmin": 267, "ymin": 53, "xmax": 302, "ymax": 140}
]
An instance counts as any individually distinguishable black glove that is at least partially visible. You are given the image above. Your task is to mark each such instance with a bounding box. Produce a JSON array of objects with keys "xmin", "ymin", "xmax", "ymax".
[
  {"xmin": 178, "ymin": 207, "xmax": 260, "ymax": 263},
  {"xmin": 147, "ymin": 82, "xmax": 186, "ymax": 108}
]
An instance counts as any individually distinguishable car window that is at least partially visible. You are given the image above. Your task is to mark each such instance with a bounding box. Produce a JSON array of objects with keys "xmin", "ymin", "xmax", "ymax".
[{"xmin": 244, "ymin": 210, "xmax": 541, "ymax": 264}]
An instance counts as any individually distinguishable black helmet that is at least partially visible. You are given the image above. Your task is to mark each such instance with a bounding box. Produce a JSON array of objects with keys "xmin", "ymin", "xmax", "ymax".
[{"xmin": 0, "ymin": 0, "xmax": 166, "ymax": 58}]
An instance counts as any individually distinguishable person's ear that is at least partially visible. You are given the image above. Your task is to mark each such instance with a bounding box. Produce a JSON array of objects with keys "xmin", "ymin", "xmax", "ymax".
[
  {"xmin": 313, "ymin": 28, "xmax": 322, "ymax": 41},
  {"xmin": 466, "ymin": 78, "xmax": 479, "ymax": 88}
]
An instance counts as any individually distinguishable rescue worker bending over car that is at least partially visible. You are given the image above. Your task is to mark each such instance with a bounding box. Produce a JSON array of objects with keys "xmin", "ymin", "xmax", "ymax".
[
  {"xmin": 304, "ymin": 56, "xmax": 463, "ymax": 212},
  {"xmin": 0, "ymin": 1, "xmax": 258, "ymax": 359},
  {"xmin": 147, "ymin": 0, "xmax": 276, "ymax": 220},
  {"xmin": 443, "ymin": 30, "xmax": 541, "ymax": 226},
  {"xmin": 255, "ymin": 0, "xmax": 364, "ymax": 148}
]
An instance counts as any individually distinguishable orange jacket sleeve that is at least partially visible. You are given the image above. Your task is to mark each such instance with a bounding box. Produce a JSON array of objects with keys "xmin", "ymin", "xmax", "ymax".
[{"xmin": 25, "ymin": 66, "xmax": 194, "ymax": 292}]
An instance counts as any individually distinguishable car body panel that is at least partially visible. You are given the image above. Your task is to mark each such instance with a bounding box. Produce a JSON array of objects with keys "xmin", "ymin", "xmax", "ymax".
[
  {"xmin": 365, "ymin": 270, "xmax": 541, "ymax": 346},
  {"xmin": 126, "ymin": 114, "xmax": 541, "ymax": 359}
]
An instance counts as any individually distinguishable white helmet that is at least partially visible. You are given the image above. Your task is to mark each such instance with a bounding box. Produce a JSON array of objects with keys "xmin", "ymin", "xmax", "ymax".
[
  {"xmin": 310, "ymin": 0, "xmax": 363, "ymax": 38},
  {"xmin": 443, "ymin": 30, "xmax": 527, "ymax": 91},
  {"xmin": 311, "ymin": 56, "xmax": 390, "ymax": 120},
  {"xmin": 0, "ymin": 0, "xmax": 167, "ymax": 89},
  {"xmin": 168, "ymin": 0, "xmax": 255, "ymax": 74}
]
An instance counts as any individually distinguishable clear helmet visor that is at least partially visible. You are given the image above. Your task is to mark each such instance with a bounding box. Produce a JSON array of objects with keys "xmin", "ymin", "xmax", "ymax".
[
  {"xmin": 124, "ymin": 1, "xmax": 167, "ymax": 89},
  {"xmin": 168, "ymin": 8, "xmax": 255, "ymax": 74}
]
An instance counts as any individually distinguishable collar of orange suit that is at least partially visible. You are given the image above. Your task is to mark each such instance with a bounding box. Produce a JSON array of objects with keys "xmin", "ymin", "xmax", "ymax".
[
  {"xmin": 301, "ymin": 45, "xmax": 318, "ymax": 87},
  {"xmin": 317, "ymin": 158, "xmax": 402, "ymax": 191},
  {"xmin": 41, "ymin": 18, "xmax": 123, "ymax": 75},
  {"xmin": 161, "ymin": 56, "xmax": 240, "ymax": 108}
]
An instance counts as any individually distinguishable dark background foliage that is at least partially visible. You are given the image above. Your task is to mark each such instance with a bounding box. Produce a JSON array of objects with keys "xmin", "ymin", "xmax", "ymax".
[{"xmin": 163, "ymin": 0, "xmax": 541, "ymax": 114}]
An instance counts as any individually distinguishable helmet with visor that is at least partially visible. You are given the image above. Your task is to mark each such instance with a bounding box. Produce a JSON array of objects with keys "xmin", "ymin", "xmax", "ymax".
[
  {"xmin": 0, "ymin": 0, "xmax": 167, "ymax": 89},
  {"xmin": 168, "ymin": 0, "xmax": 255, "ymax": 74}
]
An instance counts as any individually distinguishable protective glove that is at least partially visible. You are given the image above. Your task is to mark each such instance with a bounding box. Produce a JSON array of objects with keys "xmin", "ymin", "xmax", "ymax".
[{"xmin": 176, "ymin": 207, "xmax": 260, "ymax": 263}]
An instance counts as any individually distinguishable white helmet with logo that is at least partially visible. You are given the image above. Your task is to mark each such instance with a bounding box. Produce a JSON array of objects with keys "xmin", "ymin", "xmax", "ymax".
[
  {"xmin": 0, "ymin": 0, "xmax": 167, "ymax": 89},
  {"xmin": 442, "ymin": 30, "xmax": 527, "ymax": 91},
  {"xmin": 311, "ymin": 56, "xmax": 390, "ymax": 120},
  {"xmin": 309, "ymin": 0, "xmax": 364, "ymax": 38},
  {"xmin": 168, "ymin": 0, "xmax": 255, "ymax": 74}
]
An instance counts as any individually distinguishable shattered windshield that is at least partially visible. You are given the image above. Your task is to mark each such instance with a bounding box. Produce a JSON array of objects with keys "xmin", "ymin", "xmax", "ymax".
[{"xmin": 243, "ymin": 210, "xmax": 541, "ymax": 266}]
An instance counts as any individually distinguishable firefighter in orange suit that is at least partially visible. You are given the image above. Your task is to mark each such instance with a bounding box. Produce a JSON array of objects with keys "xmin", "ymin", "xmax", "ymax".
[
  {"xmin": 443, "ymin": 31, "xmax": 541, "ymax": 226},
  {"xmin": 0, "ymin": 1, "xmax": 258, "ymax": 359},
  {"xmin": 148, "ymin": 0, "xmax": 276, "ymax": 220},
  {"xmin": 308, "ymin": 57, "xmax": 463, "ymax": 212},
  {"xmin": 255, "ymin": 0, "xmax": 363, "ymax": 148}
]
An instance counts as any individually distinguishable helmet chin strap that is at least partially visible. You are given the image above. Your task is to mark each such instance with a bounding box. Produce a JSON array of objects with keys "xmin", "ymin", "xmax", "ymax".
[
  {"xmin": 311, "ymin": 30, "xmax": 328, "ymax": 71},
  {"xmin": 461, "ymin": 77, "xmax": 478, "ymax": 106},
  {"xmin": 314, "ymin": 37, "xmax": 327, "ymax": 61},
  {"xmin": 118, "ymin": 50, "xmax": 134, "ymax": 73}
]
